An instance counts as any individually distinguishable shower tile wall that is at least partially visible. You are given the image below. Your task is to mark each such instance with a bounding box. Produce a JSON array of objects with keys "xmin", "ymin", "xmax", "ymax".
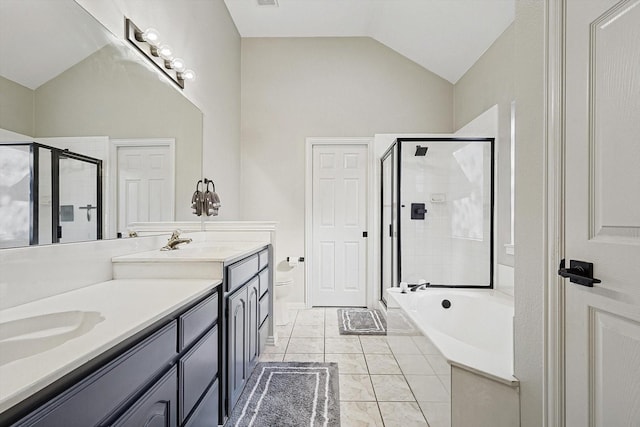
[{"xmin": 400, "ymin": 142, "xmax": 491, "ymax": 286}]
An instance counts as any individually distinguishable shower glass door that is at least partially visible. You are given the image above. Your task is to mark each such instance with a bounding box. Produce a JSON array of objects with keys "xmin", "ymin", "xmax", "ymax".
[
  {"xmin": 398, "ymin": 138, "xmax": 494, "ymax": 287},
  {"xmin": 0, "ymin": 145, "xmax": 31, "ymax": 248},
  {"xmin": 0, "ymin": 142, "xmax": 102, "ymax": 247},
  {"xmin": 57, "ymin": 154, "xmax": 101, "ymax": 243},
  {"xmin": 380, "ymin": 143, "xmax": 398, "ymax": 305}
]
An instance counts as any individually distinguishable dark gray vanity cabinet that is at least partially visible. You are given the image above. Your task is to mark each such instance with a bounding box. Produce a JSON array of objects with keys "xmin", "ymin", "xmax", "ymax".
[
  {"xmin": 247, "ymin": 277, "xmax": 260, "ymax": 373},
  {"xmin": 227, "ymin": 285, "xmax": 249, "ymax": 410},
  {"xmin": 222, "ymin": 246, "xmax": 271, "ymax": 422},
  {"xmin": 7, "ymin": 288, "xmax": 221, "ymax": 427},
  {"xmin": 111, "ymin": 365, "xmax": 178, "ymax": 427}
]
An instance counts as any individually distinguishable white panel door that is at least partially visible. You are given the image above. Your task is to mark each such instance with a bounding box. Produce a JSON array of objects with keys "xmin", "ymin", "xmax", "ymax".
[
  {"xmin": 117, "ymin": 145, "xmax": 174, "ymax": 234},
  {"xmin": 564, "ymin": 1, "xmax": 640, "ymax": 425},
  {"xmin": 312, "ymin": 144, "xmax": 367, "ymax": 307}
]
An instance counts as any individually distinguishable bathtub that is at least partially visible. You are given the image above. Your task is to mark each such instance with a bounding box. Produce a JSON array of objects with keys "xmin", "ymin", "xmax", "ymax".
[{"xmin": 386, "ymin": 287, "xmax": 516, "ymax": 384}]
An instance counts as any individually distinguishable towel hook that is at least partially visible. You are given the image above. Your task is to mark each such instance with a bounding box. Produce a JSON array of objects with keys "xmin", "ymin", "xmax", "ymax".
[
  {"xmin": 203, "ymin": 178, "xmax": 216, "ymax": 192},
  {"xmin": 191, "ymin": 179, "xmax": 205, "ymax": 216}
]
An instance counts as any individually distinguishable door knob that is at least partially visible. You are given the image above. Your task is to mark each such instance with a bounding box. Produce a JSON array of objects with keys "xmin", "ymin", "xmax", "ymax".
[{"xmin": 558, "ymin": 259, "xmax": 601, "ymax": 287}]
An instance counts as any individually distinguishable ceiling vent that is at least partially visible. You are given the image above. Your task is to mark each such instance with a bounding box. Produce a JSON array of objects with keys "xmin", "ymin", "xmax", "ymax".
[{"xmin": 257, "ymin": 0, "xmax": 278, "ymax": 6}]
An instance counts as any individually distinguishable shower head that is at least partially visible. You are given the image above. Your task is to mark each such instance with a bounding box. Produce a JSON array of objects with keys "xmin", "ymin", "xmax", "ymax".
[{"xmin": 415, "ymin": 145, "xmax": 428, "ymax": 156}]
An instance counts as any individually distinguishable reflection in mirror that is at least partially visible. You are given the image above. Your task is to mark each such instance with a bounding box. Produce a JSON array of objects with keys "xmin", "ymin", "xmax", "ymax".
[
  {"xmin": 0, "ymin": 0, "xmax": 203, "ymax": 249},
  {"xmin": 0, "ymin": 142, "xmax": 102, "ymax": 249}
]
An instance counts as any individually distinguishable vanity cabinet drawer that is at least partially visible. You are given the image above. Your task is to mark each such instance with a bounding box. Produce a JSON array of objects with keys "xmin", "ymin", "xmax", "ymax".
[
  {"xmin": 227, "ymin": 255, "xmax": 259, "ymax": 293},
  {"xmin": 15, "ymin": 321, "xmax": 178, "ymax": 427},
  {"xmin": 258, "ymin": 249, "xmax": 269, "ymax": 271},
  {"xmin": 110, "ymin": 366, "xmax": 178, "ymax": 427},
  {"xmin": 179, "ymin": 293, "xmax": 218, "ymax": 351},
  {"xmin": 258, "ymin": 268, "xmax": 269, "ymax": 298},
  {"xmin": 183, "ymin": 379, "xmax": 219, "ymax": 427},
  {"xmin": 259, "ymin": 293, "xmax": 269, "ymax": 326},
  {"xmin": 179, "ymin": 325, "xmax": 218, "ymax": 423}
]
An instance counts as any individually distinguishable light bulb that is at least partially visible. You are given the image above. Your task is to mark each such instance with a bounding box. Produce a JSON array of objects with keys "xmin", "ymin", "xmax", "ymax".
[
  {"xmin": 141, "ymin": 28, "xmax": 160, "ymax": 46},
  {"xmin": 181, "ymin": 69, "xmax": 196, "ymax": 81},
  {"xmin": 157, "ymin": 44, "xmax": 173, "ymax": 60},
  {"xmin": 170, "ymin": 57, "xmax": 185, "ymax": 72}
]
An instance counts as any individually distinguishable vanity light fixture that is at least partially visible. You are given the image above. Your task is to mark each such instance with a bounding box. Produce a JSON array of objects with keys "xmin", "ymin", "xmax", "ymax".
[
  {"xmin": 156, "ymin": 44, "xmax": 173, "ymax": 60},
  {"xmin": 181, "ymin": 69, "xmax": 196, "ymax": 81},
  {"xmin": 125, "ymin": 18, "xmax": 195, "ymax": 89},
  {"xmin": 140, "ymin": 28, "xmax": 160, "ymax": 46},
  {"xmin": 169, "ymin": 57, "xmax": 186, "ymax": 72}
]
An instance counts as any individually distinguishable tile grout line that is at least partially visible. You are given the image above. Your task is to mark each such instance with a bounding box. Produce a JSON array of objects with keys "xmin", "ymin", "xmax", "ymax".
[
  {"xmin": 389, "ymin": 346, "xmax": 432, "ymax": 424},
  {"xmin": 290, "ymin": 308, "xmax": 441, "ymax": 426},
  {"xmin": 338, "ymin": 308, "xmax": 386, "ymax": 426}
]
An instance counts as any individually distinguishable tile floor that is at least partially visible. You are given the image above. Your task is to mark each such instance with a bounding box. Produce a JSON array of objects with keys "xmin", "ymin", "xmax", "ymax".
[{"xmin": 258, "ymin": 307, "xmax": 451, "ymax": 427}]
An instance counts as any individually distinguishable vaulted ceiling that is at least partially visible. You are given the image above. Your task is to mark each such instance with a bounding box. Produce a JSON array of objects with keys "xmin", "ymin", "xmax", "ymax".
[
  {"xmin": 224, "ymin": 0, "xmax": 515, "ymax": 83},
  {"xmin": 0, "ymin": 0, "xmax": 110, "ymax": 90},
  {"xmin": 1, "ymin": 0, "xmax": 516, "ymax": 91}
]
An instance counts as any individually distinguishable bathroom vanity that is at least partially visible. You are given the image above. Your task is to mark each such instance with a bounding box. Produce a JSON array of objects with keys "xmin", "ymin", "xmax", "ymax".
[
  {"xmin": 0, "ymin": 280, "xmax": 221, "ymax": 427},
  {"xmin": 0, "ymin": 240, "xmax": 273, "ymax": 427},
  {"xmin": 111, "ymin": 241, "xmax": 273, "ymax": 423},
  {"xmin": 223, "ymin": 248, "xmax": 271, "ymax": 416}
]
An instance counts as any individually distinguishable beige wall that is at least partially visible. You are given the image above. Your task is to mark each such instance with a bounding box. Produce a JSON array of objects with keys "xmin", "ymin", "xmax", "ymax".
[
  {"xmin": 454, "ymin": 23, "xmax": 516, "ymax": 268},
  {"xmin": 75, "ymin": 0, "xmax": 242, "ymax": 220},
  {"xmin": 34, "ymin": 45, "xmax": 203, "ymax": 222},
  {"xmin": 240, "ymin": 37, "xmax": 453, "ymax": 303},
  {"xmin": 514, "ymin": 1, "xmax": 545, "ymax": 426},
  {"xmin": 0, "ymin": 75, "xmax": 34, "ymax": 137}
]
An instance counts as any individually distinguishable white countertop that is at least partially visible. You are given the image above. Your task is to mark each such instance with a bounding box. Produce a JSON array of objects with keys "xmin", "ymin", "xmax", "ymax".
[
  {"xmin": 111, "ymin": 241, "xmax": 269, "ymax": 264},
  {"xmin": 0, "ymin": 279, "xmax": 221, "ymax": 414}
]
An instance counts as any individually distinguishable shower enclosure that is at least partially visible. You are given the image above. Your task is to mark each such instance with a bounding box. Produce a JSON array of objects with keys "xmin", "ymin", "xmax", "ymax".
[
  {"xmin": 380, "ymin": 138, "xmax": 494, "ymax": 305},
  {"xmin": 0, "ymin": 142, "xmax": 102, "ymax": 249}
]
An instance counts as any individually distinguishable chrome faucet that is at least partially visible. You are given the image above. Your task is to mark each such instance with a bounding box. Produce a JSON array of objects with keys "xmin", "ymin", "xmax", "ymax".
[
  {"xmin": 161, "ymin": 230, "xmax": 192, "ymax": 251},
  {"xmin": 410, "ymin": 279, "xmax": 431, "ymax": 292}
]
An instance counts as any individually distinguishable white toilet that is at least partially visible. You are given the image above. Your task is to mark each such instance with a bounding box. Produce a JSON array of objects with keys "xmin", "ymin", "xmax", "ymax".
[{"xmin": 275, "ymin": 275, "xmax": 294, "ymax": 326}]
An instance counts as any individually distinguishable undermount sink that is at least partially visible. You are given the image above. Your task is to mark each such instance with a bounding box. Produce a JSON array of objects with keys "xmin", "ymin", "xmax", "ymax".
[
  {"xmin": 111, "ymin": 242, "xmax": 267, "ymax": 280},
  {"xmin": 0, "ymin": 311, "xmax": 105, "ymax": 366}
]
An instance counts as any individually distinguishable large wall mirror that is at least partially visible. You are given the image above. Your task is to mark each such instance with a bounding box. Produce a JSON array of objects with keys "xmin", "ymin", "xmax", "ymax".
[{"xmin": 0, "ymin": 0, "xmax": 203, "ymax": 249}]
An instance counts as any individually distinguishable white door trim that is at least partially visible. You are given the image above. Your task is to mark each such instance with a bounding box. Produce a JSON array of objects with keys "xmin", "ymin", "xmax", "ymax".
[
  {"xmin": 546, "ymin": 0, "xmax": 566, "ymax": 425},
  {"xmin": 109, "ymin": 138, "xmax": 176, "ymax": 237},
  {"xmin": 304, "ymin": 137, "xmax": 374, "ymax": 308}
]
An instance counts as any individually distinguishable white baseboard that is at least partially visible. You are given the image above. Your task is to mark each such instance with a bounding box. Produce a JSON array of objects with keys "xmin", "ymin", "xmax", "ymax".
[{"xmin": 375, "ymin": 300, "xmax": 388, "ymax": 316}]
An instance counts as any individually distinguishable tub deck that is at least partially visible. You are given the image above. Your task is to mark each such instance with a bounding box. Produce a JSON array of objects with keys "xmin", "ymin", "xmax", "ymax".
[{"xmin": 386, "ymin": 287, "xmax": 518, "ymax": 385}]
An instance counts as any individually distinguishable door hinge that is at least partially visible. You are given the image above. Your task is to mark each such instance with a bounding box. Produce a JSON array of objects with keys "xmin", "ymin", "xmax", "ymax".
[
  {"xmin": 362, "ymin": 231, "xmax": 368, "ymax": 238},
  {"xmin": 558, "ymin": 259, "xmax": 601, "ymax": 287}
]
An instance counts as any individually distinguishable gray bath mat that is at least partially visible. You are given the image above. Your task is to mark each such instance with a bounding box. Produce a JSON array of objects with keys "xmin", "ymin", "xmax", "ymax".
[
  {"xmin": 338, "ymin": 308, "xmax": 387, "ymax": 335},
  {"xmin": 226, "ymin": 362, "xmax": 340, "ymax": 427}
]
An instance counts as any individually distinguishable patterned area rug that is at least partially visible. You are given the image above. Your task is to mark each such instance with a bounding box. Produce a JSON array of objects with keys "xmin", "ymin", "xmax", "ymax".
[
  {"xmin": 226, "ymin": 362, "xmax": 340, "ymax": 427},
  {"xmin": 338, "ymin": 308, "xmax": 387, "ymax": 335}
]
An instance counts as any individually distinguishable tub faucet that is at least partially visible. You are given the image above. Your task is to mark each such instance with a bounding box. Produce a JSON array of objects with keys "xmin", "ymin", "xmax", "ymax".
[
  {"xmin": 410, "ymin": 281, "xmax": 431, "ymax": 292},
  {"xmin": 161, "ymin": 230, "xmax": 192, "ymax": 251}
]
